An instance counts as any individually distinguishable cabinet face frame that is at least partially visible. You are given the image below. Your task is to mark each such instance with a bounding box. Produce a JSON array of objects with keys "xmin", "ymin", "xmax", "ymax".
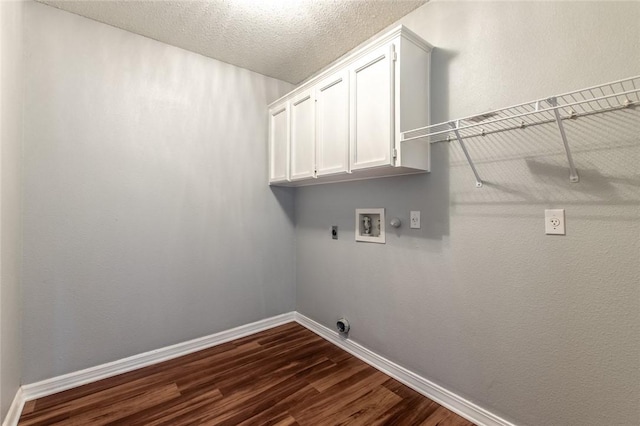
[
  {"xmin": 268, "ymin": 102, "xmax": 290, "ymax": 183},
  {"xmin": 349, "ymin": 41, "xmax": 396, "ymax": 171},
  {"xmin": 315, "ymin": 69, "xmax": 350, "ymax": 177},
  {"xmin": 289, "ymin": 89, "xmax": 317, "ymax": 181}
]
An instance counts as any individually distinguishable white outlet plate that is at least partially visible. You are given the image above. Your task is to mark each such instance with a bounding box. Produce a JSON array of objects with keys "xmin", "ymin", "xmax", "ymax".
[
  {"xmin": 410, "ymin": 211, "xmax": 421, "ymax": 229},
  {"xmin": 545, "ymin": 209, "xmax": 565, "ymax": 235}
]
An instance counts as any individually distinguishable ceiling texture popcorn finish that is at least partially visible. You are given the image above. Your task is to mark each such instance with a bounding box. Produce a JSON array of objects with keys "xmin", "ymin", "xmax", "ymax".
[{"xmin": 38, "ymin": 0, "xmax": 427, "ymax": 84}]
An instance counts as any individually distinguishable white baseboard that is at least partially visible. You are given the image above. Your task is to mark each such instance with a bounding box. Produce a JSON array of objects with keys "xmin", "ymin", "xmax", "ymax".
[
  {"xmin": 21, "ymin": 312, "xmax": 295, "ymax": 403},
  {"xmin": 294, "ymin": 313, "xmax": 516, "ymax": 426},
  {"xmin": 7, "ymin": 311, "xmax": 515, "ymax": 426},
  {"xmin": 2, "ymin": 387, "xmax": 25, "ymax": 426}
]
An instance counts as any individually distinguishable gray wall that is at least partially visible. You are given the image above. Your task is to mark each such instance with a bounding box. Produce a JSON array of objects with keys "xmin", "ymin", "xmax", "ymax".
[
  {"xmin": 22, "ymin": 2, "xmax": 295, "ymax": 383},
  {"xmin": 16, "ymin": 2, "xmax": 640, "ymax": 426},
  {"xmin": 0, "ymin": 0, "xmax": 24, "ymax": 420},
  {"xmin": 296, "ymin": 2, "xmax": 640, "ymax": 426}
]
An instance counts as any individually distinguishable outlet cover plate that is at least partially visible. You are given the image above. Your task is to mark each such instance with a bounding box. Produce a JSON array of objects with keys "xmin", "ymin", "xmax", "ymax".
[
  {"xmin": 545, "ymin": 209, "xmax": 565, "ymax": 235},
  {"xmin": 410, "ymin": 211, "xmax": 421, "ymax": 229}
]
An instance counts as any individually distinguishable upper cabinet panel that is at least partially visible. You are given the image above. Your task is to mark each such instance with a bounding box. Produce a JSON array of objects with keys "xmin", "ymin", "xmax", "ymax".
[
  {"xmin": 290, "ymin": 90, "xmax": 316, "ymax": 181},
  {"xmin": 268, "ymin": 26, "xmax": 432, "ymax": 187},
  {"xmin": 350, "ymin": 42, "xmax": 395, "ymax": 171},
  {"xmin": 268, "ymin": 102, "xmax": 289, "ymax": 183},
  {"xmin": 315, "ymin": 70, "xmax": 349, "ymax": 177}
]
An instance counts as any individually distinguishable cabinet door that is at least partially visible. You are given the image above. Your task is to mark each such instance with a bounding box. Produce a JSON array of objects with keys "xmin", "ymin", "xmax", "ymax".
[
  {"xmin": 268, "ymin": 102, "xmax": 289, "ymax": 183},
  {"xmin": 350, "ymin": 42, "xmax": 395, "ymax": 170},
  {"xmin": 290, "ymin": 90, "xmax": 316, "ymax": 181},
  {"xmin": 315, "ymin": 70, "xmax": 349, "ymax": 176}
]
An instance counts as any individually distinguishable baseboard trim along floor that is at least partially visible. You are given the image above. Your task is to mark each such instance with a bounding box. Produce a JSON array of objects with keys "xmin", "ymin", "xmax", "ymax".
[
  {"xmin": 2, "ymin": 387, "xmax": 25, "ymax": 426},
  {"xmin": 18, "ymin": 312, "xmax": 295, "ymax": 404},
  {"xmin": 294, "ymin": 313, "xmax": 516, "ymax": 426},
  {"xmin": 5, "ymin": 311, "xmax": 516, "ymax": 426}
]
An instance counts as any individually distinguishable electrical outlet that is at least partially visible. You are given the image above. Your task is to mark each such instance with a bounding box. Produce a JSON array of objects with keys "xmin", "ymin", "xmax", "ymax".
[
  {"xmin": 545, "ymin": 209, "xmax": 565, "ymax": 235},
  {"xmin": 331, "ymin": 226, "xmax": 338, "ymax": 240},
  {"xmin": 410, "ymin": 211, "xmax": 421, "ymax": 229}
]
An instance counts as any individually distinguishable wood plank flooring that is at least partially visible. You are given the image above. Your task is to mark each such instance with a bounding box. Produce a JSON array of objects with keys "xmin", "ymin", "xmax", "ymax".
[{"xmin": 19, "ymin": 322, "xmax": 475, "ymax": 426}]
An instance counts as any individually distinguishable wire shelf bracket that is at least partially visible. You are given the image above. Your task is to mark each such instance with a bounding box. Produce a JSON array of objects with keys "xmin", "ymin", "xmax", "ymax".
[
  {"xmin": 449, "ymin": 121, "xmax": 483, "ymax": 187},
  {"xmin": 401, "ymin": 75, "xmax": 640, "ymax": 187},
  {"xmin": 547, "ymin": 96, "xmax": 579, "ymax": 183}
]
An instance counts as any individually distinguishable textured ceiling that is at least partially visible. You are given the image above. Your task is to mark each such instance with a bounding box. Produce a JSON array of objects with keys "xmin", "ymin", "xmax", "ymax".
[{"xmin": 37, "ymin": 0, "xmax": 427, "ymax": 84}]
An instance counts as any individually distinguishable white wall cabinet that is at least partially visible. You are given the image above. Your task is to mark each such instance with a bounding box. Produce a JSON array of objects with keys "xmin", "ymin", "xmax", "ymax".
[
  {"xmin": 315, "ymin": 70, "xmax": 349, "ymax": 177},
  {"xmin": 268, "ymin": 25, "xmax": 432, "ymax": 186},
  {"xmin": 350, "ymin": 43, "xmax": 395, "ymax": 171},
  {"xmin": 289, "ymin": 89, "xmax": 316, "ymax": 181},
  {"xmin": 268, "ymin": 103, "xmax": 289, "ymax": 183}
]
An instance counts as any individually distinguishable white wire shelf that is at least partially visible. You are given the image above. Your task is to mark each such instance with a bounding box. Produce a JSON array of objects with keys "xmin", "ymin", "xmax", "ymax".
[{"xmin": 401, "ymin": 75, "xmax": 640, "ymax": 187}]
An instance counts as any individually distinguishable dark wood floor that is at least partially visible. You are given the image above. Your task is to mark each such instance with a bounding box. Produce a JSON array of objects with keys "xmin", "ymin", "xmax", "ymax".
[{"xmin": 19, "ymin": 322, "xmax": 475, "ymax": 425}]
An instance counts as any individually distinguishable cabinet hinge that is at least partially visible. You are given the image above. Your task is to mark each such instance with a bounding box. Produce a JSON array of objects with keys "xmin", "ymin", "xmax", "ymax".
[
  {"xmin": 392, "ymin": 148, "xmax": 398, "ymax": 159},
  {"xmin": 392, "ymin": 51, "xmax": 397, "ymax": 62}
]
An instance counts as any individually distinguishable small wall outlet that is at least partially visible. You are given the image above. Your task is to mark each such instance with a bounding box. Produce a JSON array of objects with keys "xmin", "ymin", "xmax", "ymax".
[
  {"xmin": 331, "ymin": 226, "xmax": 338, "ymax": 240},
  {"xmin": 410, "ymin": 211, "xmax": 421, "ymax": 229},
  {"xmin": 545, "ymin": 209, "xmax": 565, "ymax": 235}
]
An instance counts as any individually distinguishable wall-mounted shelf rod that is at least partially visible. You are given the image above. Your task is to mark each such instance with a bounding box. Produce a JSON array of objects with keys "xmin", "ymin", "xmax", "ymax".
[
  {"xmin": 401, "ymin": 75, "xmax": 639, "ymax": 187},
  {"xmin": 431, "ymin": 103, "xmax": 628, "ymax": 144}
]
